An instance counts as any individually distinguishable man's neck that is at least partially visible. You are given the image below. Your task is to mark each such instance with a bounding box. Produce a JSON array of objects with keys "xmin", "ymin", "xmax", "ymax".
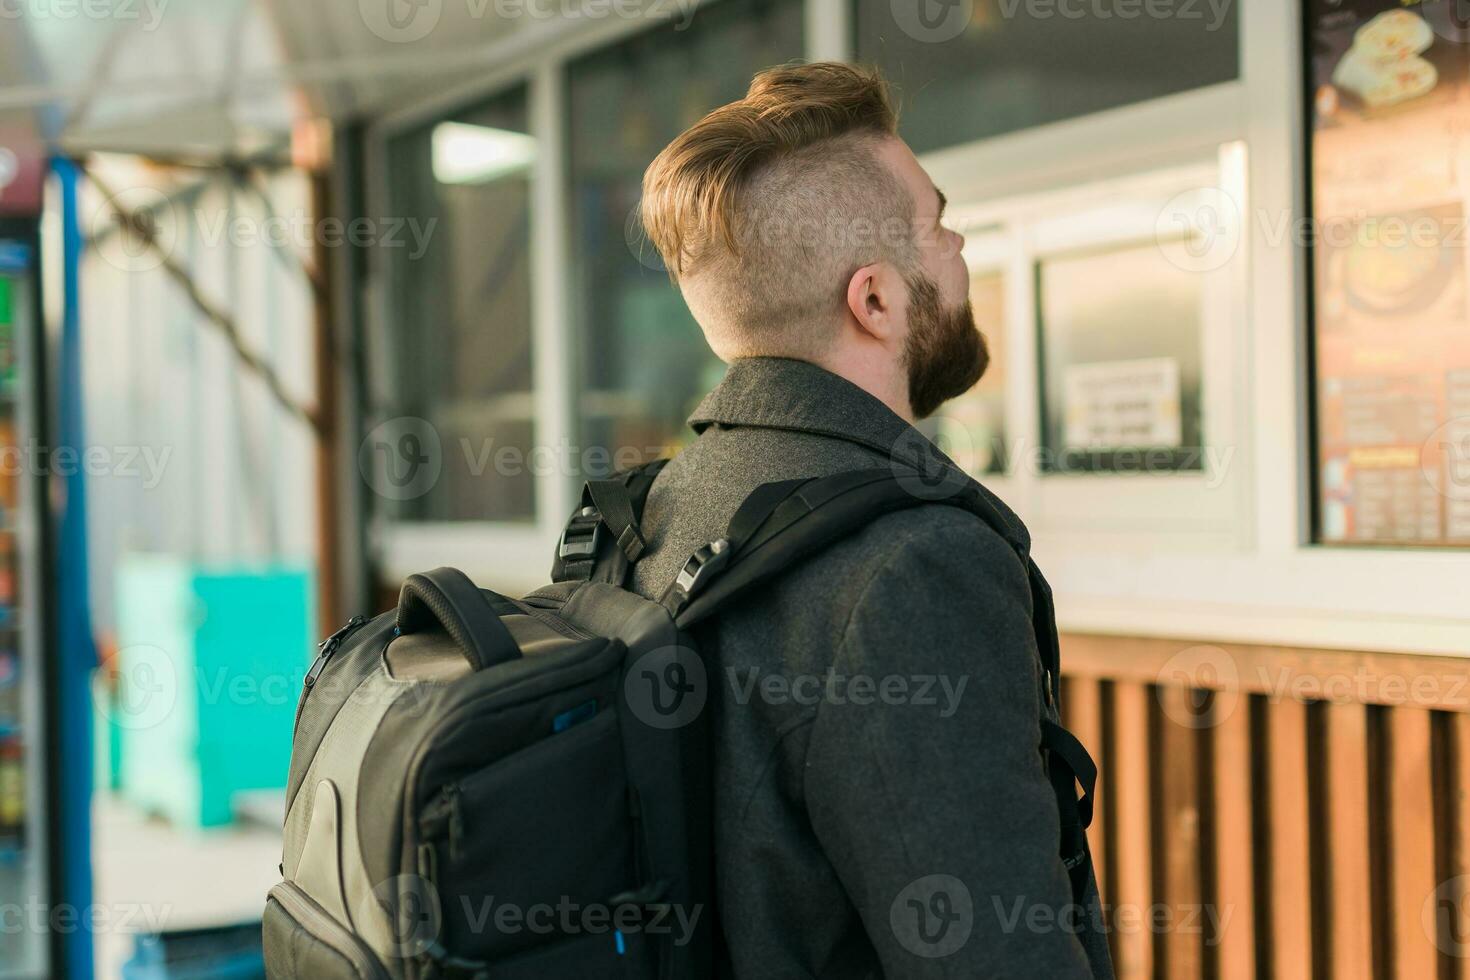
[{"xmin": 808, "ymin": 346, "xmax": 915, "ymax": 425}]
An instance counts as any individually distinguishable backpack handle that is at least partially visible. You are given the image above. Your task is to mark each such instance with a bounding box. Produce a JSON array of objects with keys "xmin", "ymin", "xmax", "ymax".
[{"xmin": 396, "ymin": 567, "xmax": 520, "ymax": 671}]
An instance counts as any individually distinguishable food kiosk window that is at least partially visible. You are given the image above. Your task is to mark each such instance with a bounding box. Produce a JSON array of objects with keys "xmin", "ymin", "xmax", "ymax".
[
  {"xmin": 378, "ymin": 85, "xmax": 536, "ymax": 523},
  {"xmin": 566, "ymin": 0, "xmax": 803, "ymax": 463},
  {"xmin": 1306, "ymin": 1, "xmax": 1470, "ymax": 545},
  {"xmin": 1036, "ymin": 241, "xmax": 1205, "ymax": 474},
  {"xmin": 854, "ymin": 0, "xmax": 1240, "ymax": 154}
]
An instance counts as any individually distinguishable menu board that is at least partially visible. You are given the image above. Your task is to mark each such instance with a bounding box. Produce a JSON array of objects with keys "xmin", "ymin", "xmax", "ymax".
[{"xmin": 1308, "ymin": 1, "xmax": 1470, "ymax": 544}]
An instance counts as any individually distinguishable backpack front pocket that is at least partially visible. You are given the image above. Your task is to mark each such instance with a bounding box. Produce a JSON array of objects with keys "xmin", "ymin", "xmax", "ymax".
[
  {"xmin": 418, "ymin": 707, "xmax": 636, "ymax": 962},
  {"xmin": 264, "ymin": 881, "xmax": 391, "ymax": 980}
]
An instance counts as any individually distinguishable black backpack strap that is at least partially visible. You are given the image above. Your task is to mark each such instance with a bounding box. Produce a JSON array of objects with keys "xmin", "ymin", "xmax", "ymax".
[
  {"xmin": 1042, "ymin": 718, "xmax": 1097, "ymax": 899},
  {"xmin": 662, "ymin": 466, "xmax": 1100, "ymax": 905},
  {"xmin": 662, "ymin": 468, "xmax": 1006, "ymax": 626},
  {"xmin": 1027, "ymin": 557, "xmax": 1096, "ymax": 901},
  {"xmin": 552, "ymin": 459, "xmax": 668, "ymax": 585}
]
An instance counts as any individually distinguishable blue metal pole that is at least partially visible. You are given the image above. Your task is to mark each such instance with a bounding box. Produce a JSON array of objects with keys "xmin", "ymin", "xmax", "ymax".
[{"xmin": 52, "ymin": 156, "xmax": 95, "ymax": 980}]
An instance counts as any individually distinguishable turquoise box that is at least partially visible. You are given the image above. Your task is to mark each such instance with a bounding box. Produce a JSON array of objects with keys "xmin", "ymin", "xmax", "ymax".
[{"xmin": 113, "ymin": 556, "xmax": 315, "ymax": 828}]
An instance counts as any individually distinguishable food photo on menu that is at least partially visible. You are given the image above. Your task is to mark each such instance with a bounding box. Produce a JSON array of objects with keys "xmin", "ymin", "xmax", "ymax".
[{"xmin": 1307, "ymin": 0, "xmax": 1470, "ymax": 545}]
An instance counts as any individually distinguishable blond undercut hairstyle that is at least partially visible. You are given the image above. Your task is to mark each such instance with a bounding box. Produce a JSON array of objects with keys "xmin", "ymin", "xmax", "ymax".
[{"xmin": 639, "ymin": 62, "xmax": 919, "ymax": 360}]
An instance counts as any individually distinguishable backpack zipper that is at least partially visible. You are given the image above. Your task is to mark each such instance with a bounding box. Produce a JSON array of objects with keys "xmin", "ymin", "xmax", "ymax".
[
  {"xmin": 294, "ymin": 615, "xmax": 368, "ymax": 732},
  {"xmin": 421, "ymin": 782, "xmax": 464, "ymax": 861}
]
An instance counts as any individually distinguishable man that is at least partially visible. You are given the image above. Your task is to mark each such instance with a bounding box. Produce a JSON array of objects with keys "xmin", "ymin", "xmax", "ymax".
[{"xmin": 631, "ymin": 62, "xmax": 1113, "ymax": 979}]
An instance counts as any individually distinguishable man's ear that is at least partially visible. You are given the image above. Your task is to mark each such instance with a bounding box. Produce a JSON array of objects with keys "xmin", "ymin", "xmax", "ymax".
[{"xmin": 844, "ymin": 262, "xmax": 902, "ymax": 344}]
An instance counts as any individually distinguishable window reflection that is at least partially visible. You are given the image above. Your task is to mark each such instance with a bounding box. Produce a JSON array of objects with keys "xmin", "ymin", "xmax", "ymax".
[
  {"xmin": 566, "ymin": 0, "xmax": 804, "ymax": 467},
  {"xmin": 381, "ymin": 87, "xmax": 536, "ymax": 523},
  {"xmin": 1036, "ymin": 241, "xmax": 1204, "ymax": 474},
  {"xmin": 854, "ymin": 0, "xmax": 1239, "ymax": 154}
]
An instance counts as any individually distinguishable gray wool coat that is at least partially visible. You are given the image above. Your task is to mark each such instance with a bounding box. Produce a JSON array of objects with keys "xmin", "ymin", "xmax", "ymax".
[{"xmin": 630, "ymin": 357, "xmax": 1115, "ymax": 979}]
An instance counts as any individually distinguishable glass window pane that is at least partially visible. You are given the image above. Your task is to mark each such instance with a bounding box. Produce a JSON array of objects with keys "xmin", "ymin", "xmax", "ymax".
[
  {"xmin": 930, "ymin": 269, "xmax": 1010, "ymax": 475},
  {"xmin": 1036, "ymin": 241, "xmax": 1204, "ymax": 473},
  {"xmin": 567, "ymin": 0, "xmax": 804, "ymax": 466},
  {"xmin": 853, "ymin": 0, "xmax": 1240, "ymax": 153},
  {"xmin": 1306, "ymin": 1, "xmax": 1470, "ymax": 546},
  {"xmin": 378, "ymin": 86, "xmax": 535, "ymax": 523}
]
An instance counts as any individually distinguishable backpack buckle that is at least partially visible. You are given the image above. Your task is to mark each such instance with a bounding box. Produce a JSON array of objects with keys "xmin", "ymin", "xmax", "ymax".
[
  {"xmin": 674, "ymin": 537, "xmax": 731, "ymax": 597},
  {"xmin": 558, "ymin": 506, "xmax": 603, "ymax": 561}
]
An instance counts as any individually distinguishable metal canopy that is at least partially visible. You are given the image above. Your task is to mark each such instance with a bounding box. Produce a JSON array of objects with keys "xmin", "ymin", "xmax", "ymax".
[{"xmin": 0, "ymin": 0, "xmax": 546, "ymax": 162}]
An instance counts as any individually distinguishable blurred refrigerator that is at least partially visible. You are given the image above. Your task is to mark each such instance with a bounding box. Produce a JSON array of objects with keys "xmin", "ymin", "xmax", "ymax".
[{"xmin": 0, "ymin": 224, "xmax": 51, "ymax": 979}]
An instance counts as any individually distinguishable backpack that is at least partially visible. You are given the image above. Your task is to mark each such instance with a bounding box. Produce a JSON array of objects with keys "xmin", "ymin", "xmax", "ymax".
[{"xmin": 263, "ymin": 462, "xmax": 1099, "ymax": 980}]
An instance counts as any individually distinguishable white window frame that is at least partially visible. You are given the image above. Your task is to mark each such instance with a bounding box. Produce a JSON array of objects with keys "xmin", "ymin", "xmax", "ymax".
[
  {"xmin": 922, "ymin": 0, "xmax": 1470, "ymax": 656},
  {"xmin": 949, "ymin": 153, "xmax": 1251, "ymax": 549}
]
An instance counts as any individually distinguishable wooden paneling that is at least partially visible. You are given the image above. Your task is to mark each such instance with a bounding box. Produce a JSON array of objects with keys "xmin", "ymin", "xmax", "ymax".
[
  {"xmin": 1323, "ymin": 701, "xmax": 1375, "ymax": 980},
  {"xmin": 1266, "ymin": 696, "xmax": 1314, "ymax": 980},
  {"xmin": 1156, "ymin": 686, "xmax": 1204, "ymax": 980},
  {"xmin": 1386, "ymin": 708, "xmax": 1438, "ymax": 980},
  {"xmin": 1062, "ymin": 634, "xmax": 1470, "ymax": 711},
  {"xmin": 1057, "ymin": 633, "xmax": 1467, "ymax": 980},
  {"xmin": 1451, "ymin": 713, "xmax": 1470, "ymax": 980},
  {"xmin": 1111, "ymin": 681, "xmax": 1154, "ymax": 980},
  {"xmin": 1211, "ymin": 695, "xmax": 1255, "ymax": 980}
]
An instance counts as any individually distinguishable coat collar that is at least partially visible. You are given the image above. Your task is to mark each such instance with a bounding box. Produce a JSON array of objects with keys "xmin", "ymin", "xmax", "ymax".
[
  {"xmin": 688, "ymin": 357, "xmax": 916, "ymax": 462},
  {"xmin": 687, "ymin": 356, "xmax": 1031, "ymax": 552}
]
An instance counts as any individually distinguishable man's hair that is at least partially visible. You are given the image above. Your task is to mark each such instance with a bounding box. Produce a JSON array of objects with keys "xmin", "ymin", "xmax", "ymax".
[{"xmin": 640, "ymin": 62, "xmax": 919, "ymax": 359}]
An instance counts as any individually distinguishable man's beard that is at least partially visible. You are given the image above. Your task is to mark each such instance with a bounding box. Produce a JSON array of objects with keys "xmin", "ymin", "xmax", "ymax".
[{"xmin": 902, "ymin": 272, "xmax": 989, "ymax": 419}]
